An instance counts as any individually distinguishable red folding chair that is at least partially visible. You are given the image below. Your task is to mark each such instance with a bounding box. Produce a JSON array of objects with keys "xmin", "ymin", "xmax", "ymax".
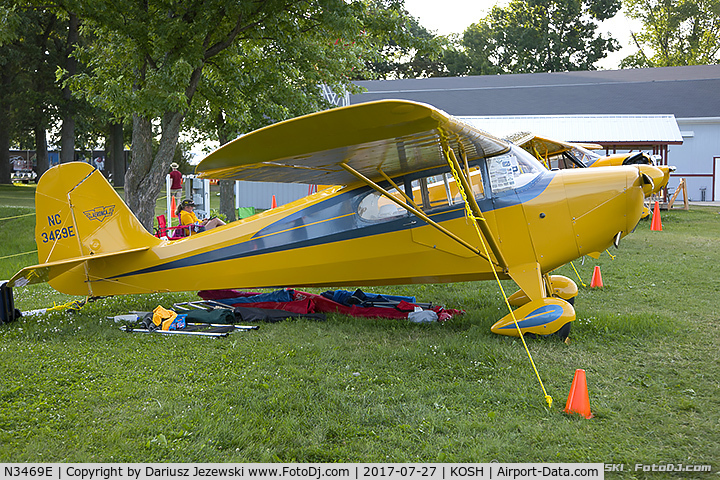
[{"xmin": 154, "ymin": 215, "xmax": 189, "ymax": 239}]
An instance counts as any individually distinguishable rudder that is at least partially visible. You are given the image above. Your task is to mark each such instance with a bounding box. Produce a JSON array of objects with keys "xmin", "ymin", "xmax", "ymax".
[{"xmin": 35, "ymin": 162, "xmax": 159, "ymax": 265}]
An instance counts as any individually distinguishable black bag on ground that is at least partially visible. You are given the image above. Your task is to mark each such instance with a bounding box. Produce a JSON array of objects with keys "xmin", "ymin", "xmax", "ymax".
[
  {"xmin": 1, "ymin": 282, "xmax": 21, "ymax": 325},
  {"xmin": 186, "ymin": 308, "xmax": 236, "ymax": 324},
  {"xmin": 233, "ymin": 306, "xmax": 326, "ymax": 323}
]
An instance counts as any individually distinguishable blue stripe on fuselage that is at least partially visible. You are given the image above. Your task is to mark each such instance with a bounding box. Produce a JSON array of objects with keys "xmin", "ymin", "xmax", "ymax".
[{"xmin": 110, "ymin": 171, "xmax": 554, "ymax": 279}]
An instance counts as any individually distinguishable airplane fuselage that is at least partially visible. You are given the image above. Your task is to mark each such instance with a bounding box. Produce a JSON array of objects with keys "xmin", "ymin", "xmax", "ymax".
[{"xmin": 46, "ymin": 162, "xmax": 646, "ymax": 297}]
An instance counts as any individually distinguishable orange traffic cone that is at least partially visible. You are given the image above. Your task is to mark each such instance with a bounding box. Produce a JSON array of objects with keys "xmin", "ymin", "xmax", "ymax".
[
  {"xmin": 271, "ymin": 195, "xmax": 277, "ymax": 209},
  {"xmin": 564, "ymin": 369, "xmax": 593, "ymax": 419},
  {"xmin": 590, "ymin": 266, "xmax": 603, "ymax": 288},
  {"xmin": 651, "ymin": 201, "xmax": 662, "ymax": 231}
]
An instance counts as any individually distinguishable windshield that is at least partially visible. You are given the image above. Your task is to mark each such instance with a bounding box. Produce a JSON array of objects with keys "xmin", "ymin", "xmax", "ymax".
[
  {"xmin": 487, "ymin": 145, "xmax": 543, "ymax": 193},
  {"xmin": 570, "ymin": 146, "xmax": 601, "ymax": 166}
]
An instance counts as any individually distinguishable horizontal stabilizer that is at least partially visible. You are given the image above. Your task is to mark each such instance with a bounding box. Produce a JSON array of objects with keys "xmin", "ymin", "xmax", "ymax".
[{"xmin": 8, "ymin": 247, "xmax": 150, "ymax": 288}]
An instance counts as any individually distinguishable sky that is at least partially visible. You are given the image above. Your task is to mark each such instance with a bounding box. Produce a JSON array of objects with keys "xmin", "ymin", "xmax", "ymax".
[{"xmin": 402, "ymin": 0, "xmax": 644, "ymax": 70}]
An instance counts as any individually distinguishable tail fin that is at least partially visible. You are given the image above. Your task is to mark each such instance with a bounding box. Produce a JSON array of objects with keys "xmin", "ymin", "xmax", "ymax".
[
  {"xmin": 35, "ymin": 162, "xmax": 159, "ymax": 264},
  {"xmin": 8, "ymin": 163, "xmax": 161, "ymax": 295}
]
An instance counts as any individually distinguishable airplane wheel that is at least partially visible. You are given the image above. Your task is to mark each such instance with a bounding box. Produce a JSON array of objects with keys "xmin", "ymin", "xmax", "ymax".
[
  {"xmin": 554, "ymin": 322, "xmax": 571, "ymax": 340},
  {"xmin": 521, "ymin": 322, "xmax": 571, "ymax": 340},
  {"xmin": 551, "ymin": 294, "xmax": 575, "ymax": 305},
  {"xmin": 558, "ymin": 297, "xmax": 574, "ymax": 338}
]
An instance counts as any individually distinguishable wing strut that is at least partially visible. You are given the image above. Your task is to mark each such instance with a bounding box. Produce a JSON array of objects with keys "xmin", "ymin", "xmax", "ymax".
[
  {"xmin": 339, "ymin": 163, "xmax": 496, "ymax": 265},
  {"xmin": 375, "ymin": 168, "xmax": 421, "ymax": 211},
  {"xmin": 444, "ymin": 144, "xmax": 552, "ymax": 409},
  {"xmin": 443, "ymin": 146, "xmax": 508, "ymax": 270}
]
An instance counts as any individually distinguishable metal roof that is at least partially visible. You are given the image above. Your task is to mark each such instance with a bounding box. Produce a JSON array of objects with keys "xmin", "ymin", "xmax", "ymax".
[
  {"xmin": 351, "ymin": 65, "xmax": 720, "ymax": 119},
  {"xmin": 456, "ymin": 115, "xmax": 684, "ymax": 145}
]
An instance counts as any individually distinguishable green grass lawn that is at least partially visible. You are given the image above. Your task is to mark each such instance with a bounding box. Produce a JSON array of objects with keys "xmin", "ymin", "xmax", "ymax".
[{"xmin": 1, "ymin": 183, "xmax": 719, "ymax": 472}]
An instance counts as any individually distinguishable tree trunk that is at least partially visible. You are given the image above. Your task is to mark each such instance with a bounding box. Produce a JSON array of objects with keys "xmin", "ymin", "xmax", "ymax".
[
  {"xmin": 125, "ymin": 65, "xmax": 199, "ymax": 229},
  {"xmin": 125, "ymin": 115, "xmax": 153, "ymax": 229},
  {"xmin": 0, "ymin": 71, "xmax": 13, "ymax": 184},
  {"xmin": 113, "ymin": 122, "xmax": 125, "ymax": 187},
  {"xmin": 0, "ymin": 111, "xmax": 10, "ymax": 185},
  {"xmin": 106, "ymin": 121, "xmax": 125, "ymax": 187},
  {"xmin": 216, "ymin": 112, "xmax": 236, "ymax": 222},
  {"xmin": 219, "ymin": 180, "xmax": 236, "ymax": 222},
  {"xmin": 125, "ymin": 111, "xmax": 184, "ymax": 231},
  {"xmin": 105, "ymin": 123, "xmax": 114, "ymax": 181},
  {"xmin": 35, "ymin": 126, "xmax": 49, "ymax": 179},
  {"xmin": 60, "ymin": 118, "xmax": 75, "ymax": 163},
  {"xmin": 60, "ymin": 13, "xmax": 79, "ymax": 164}
]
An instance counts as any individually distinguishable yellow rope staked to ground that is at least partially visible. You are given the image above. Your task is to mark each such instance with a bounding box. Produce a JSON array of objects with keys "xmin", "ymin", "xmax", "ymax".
[
  {"xmin": 0, "ymin": 212, "xmax": 35, "ymax": 222},
  {"xmin": 45, "ymin": 298, "xmax": 87, "ymax": 313},
  {"xmin": 444, "ymin": 145, "xmax": 553, "ymax": 409},
  {"xmin": 0, "ymin": 250, "xmax": 37, "ymax": 261},
  {"xmin": 0, "ymin": 213, "xmax": 38, "ymax": 260},
  {"xmin": 570, "ymin": 262, "xmax": 587, "ymax": 287}
]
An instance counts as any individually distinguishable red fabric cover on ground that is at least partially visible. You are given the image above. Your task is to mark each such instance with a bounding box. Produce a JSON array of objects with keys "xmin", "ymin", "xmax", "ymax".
[
  {"xmin": 198, "ymin": 289, "xmax": 261, "ymax": 300},
  {"xmin": 198, "ymin": 290, "xmax": 314, "ymax": 314},
  {"xmin": 295, "ymin": 291, "xmax": 413, "ymax": 319},
  {"xmin": 197, "ymin": 289, "xmax": 464, "ymax": 321}
]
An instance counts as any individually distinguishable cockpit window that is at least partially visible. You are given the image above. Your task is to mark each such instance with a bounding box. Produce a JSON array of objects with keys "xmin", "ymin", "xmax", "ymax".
[
  {"xmin": 358, "ymin": 146, "xmax": 542, "ymax": 221},
  {"xmin": 357, "ymin": 189, "xmax": 407, "ymax": 221},
  {"xmin": 487, "ymin": 145, "xmax": 542, "ymax": 193},
  {"xmin": 409, "ymin": 169, "xmax": 485, "ymax": 211},
  {"xmin": 547, "ymin": 153, "xmax": 582, "ymax": 170},
  {"xmin": 357, "ymin": 163, "xmax": 486, "ymax": 222},
  {"xmin": 570, "ymin": 146, "xmax": 601, "ymax": 166}
]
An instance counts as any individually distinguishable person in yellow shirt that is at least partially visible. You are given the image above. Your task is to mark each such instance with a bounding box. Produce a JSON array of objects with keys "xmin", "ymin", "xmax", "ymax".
[{"xmin": 176, "ymin": 199, "xmax": 226, "ymax": 235}]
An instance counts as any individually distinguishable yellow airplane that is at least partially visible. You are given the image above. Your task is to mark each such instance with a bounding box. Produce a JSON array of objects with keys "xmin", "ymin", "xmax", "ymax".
[
  {"xmin": 8, "ymin": 100, "xmax": 667, "ymax": 338},
  {"xmin": 511, "ymin": 132, "xmax": 674, "ymax": 194}
]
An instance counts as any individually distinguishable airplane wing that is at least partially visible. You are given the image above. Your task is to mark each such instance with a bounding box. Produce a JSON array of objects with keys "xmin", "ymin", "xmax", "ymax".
[
  {"xmin": 508, "ymin": 131, "xmax": 602, "ymax": 157},
  {"xmin": 195, "ymin": 100, "xmax": 510, "ymax": 185}
]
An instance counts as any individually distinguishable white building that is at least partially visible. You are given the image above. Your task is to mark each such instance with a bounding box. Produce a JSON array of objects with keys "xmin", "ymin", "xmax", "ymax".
[{"xmin": 351, "ymin": 65, "xmax": 720, "ymax": 201}]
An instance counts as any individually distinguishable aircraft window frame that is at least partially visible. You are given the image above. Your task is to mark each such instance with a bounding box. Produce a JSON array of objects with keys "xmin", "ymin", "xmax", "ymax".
[
  {"xmin": 356, "ymin": 185, "xmax": 409, "ymax": 222},
  {"xmin": 569, "ymin": 146, "xmax": 601, "ymax": 166},
  {"xmin": 545, "ymin": 151, "xmax": 584, "ymax": 170},
  {"xmin": 562, "ymin": 151, "xmax": 586, "ymax": 168},
  {"xmin": 487, "ymin": 145, "xmax": 543, "ymax": 194},
  {"xmin": 355, "ymin": 158, "xmax": 491, "ymax": 223},
  {"xmin": 403, "ymin": 159, "xmax": 488, "ymax": 212}
]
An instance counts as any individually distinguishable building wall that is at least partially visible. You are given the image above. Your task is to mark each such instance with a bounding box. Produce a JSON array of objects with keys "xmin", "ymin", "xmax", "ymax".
[
  {"xmin": 235, "ymin": 181, "xmax": 314, "ymax": 210},
  {"xmin": 669, "ymin": 118, "xmax": 720, "ymax": 201}
]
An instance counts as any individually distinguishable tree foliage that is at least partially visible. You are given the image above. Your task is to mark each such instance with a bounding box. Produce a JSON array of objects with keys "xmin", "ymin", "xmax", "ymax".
[
  {"xmin": 622, "ymin": 0, "xmax": 720, "ymax": 67},
  {"xmin": 364, "ymin": 13, "xmax": 449, "ymax": 79},
  {"xmin": 0, "ymin": 3, "xmax": 63, "ymax": 183},
  {"xmin": 457, "ymin": 0, "xmax": 621, "ymax": 74},
  {"xmin": 0, "ymin": 2, "xmax": 111, "ymax": 184},
  {"xmin": 64, "ymin": 0, "xmax": 418, "ymax": 229}
]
